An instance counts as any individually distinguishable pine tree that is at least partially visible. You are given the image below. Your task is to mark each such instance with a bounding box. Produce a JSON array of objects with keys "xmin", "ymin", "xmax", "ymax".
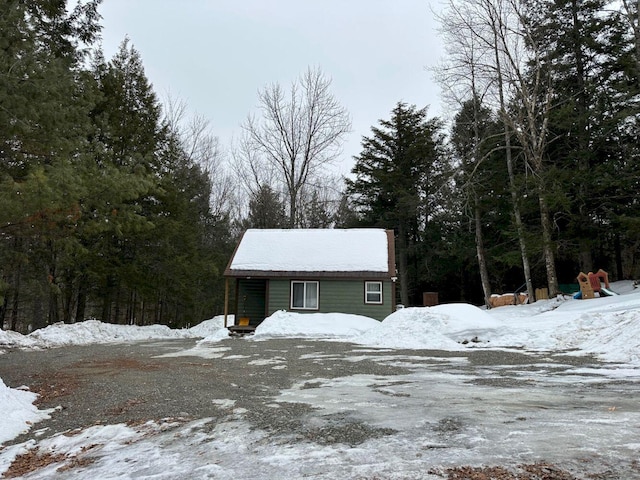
[
  {"xmin": 244, "ymin": 185, "xmax": 288, "ymax": 229},
  {"xmin": 0, "ymin": 0, "xmax": 102, "ymax": 329},
  {"xmin": 85, "ymin": 40, "xmax": 165, "ymax": 323},
  {"xmin": 347, "ymin": 102, "xmax": 448, "ymax": 306}
]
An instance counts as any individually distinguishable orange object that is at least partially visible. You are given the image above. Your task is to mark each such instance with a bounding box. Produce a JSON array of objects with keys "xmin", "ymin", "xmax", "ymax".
[
  {"xmin": 577, "ymin": 269, "xmax": 610, "ymax": 299},
  {"xmin": 588, "ymin": 269, "xmax": 610, "ymax": 292}
]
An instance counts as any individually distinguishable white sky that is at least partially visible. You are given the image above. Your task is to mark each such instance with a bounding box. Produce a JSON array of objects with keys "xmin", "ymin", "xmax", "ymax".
[{"xmin": 98, "ymin": 0, "xmax": 445, "ymax": 176}]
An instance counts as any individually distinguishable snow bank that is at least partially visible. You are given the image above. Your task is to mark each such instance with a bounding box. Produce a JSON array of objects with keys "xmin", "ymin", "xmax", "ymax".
[
  {"xmin": 487, "ymin": 284, "xmax": 640, "ymax": 364},
  {"xmin": 1, "ymin": 282, "xmax": 639, "ymax": 364},
  {"xmin": 0, "ymin": 378, "xmax": 52, "ymax": 445},
  {"xmin": 0, "ymin": 315, "xmax": 231, "ymax": 351},
  {"xmin": 193, "ymin": 316, "xmax": 232, "ymax": 343},
  {"xmin": 253, "ymin": 311, "xmax": 380, "ymax": 340},
  {"xmin": 28, "ymin": 320, "xmax": 192, "ymax": 347},
  {"xmin": 250, "ymin": 283, "xmax": 640, "ymax": 365},
  {"xmin": 0, "ymin": 329, "xmax": 41, "ymax": 350},
  {"xmin": 357, "ymin": 303, "xmax": 502, "ymax": 350},
  {"xmin": 188, "ymin": 315, "xmax": 232, "ymax": 340}
]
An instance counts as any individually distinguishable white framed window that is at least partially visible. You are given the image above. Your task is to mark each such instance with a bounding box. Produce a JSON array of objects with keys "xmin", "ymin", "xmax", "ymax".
[
  {"xmin": 291, "ymin": 281, "xmax": 319, "ymax": 310},
  {"xmin": 365, "ymin": 281, "xmax": 383, "ymax": 304}
]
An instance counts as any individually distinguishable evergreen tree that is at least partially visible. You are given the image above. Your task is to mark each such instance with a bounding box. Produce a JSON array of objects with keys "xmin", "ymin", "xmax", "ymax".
[
  {"xmin": 347, "ymin": 103, "xmax": 448, "ymax": 306},
  {"xmin": 243, "ymin": 185, "xmax": 287, "ymax": 229},
  {"xmin": 0, "ymin": 0, "xmax": 102, "ymax": 329},
  {"xmin": 84, "ymin": 40, "xmax": 164, "ymax": 324},
  {"xmin": 526, "ymin": 0, "xmax": 640, "ymax": 280}
]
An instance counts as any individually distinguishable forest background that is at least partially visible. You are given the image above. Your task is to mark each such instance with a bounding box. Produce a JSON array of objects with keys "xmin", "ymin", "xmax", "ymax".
[{"xmin": 1, "ymin": 0, "xmax": 638, "ymax": 332}]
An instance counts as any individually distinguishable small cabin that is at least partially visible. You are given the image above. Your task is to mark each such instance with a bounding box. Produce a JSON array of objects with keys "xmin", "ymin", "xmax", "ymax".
[{"xmin": 223, "ymin": 229, "xmax": 396, "ymax": 333}]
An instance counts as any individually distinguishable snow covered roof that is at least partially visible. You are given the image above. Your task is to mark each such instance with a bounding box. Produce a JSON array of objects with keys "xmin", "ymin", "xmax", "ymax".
[{"xmin": 225, "ymin": 229, "xmax": 395, "ymax": 277}]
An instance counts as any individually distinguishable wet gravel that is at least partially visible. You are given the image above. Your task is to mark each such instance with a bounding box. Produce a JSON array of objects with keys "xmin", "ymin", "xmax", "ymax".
[
  {"xmin": 0, "ymin": 338, "xmax": 601, "ymax": 447},
  {"xmin": 2, "ymin": 336, "xmax": 636, "ymax": 479},
  {"xmin": 0, "ymin": 338, "xmax": 412, "ymax": 446}
]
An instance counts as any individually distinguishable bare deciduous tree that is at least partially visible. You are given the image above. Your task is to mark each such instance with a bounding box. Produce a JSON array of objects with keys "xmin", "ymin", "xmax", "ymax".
[
  {"xmin": 434, "ymin": 2, "xmax": 495, "ymax": 307},
  {"xmin": 164, "ymin": 95, "xmax": 235, "ymax": 218},
  {"xmin": 241, "ymin": 67, "xmax": 351, "ymax": 227},
  {"xmin": 436, "ymin": 0, "xmax": 560, "ymax": 299}
]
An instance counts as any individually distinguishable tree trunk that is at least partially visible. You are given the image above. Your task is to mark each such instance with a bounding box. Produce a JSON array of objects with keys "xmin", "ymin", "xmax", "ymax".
[
  {"xmin": 490, "ymin": 16, "xmax": 535, "ymax": 302},
  {"xmin": 579, "ymin": 241, "xmax": 593, "ymax": 274},
  {"xmin": 76, "ymin": 281, "xmax": 87, "ymax": 323},
  {"xmin": 614, "ymin": 233, "xmax": 624, "ymax": 280},
  {"xmin": 10, "ymin": 277, "xmax": 20, "ymax": 331},
  {"xmin": 289, "ymin": 189, "xmax": 297, "ymax": 228},
  {"xmin": 539, "ymin": 193, "xmax": 559, "ymax": 296},
  {"xmin": 48, "ymin": 290, "xmax": 60, "ymax": 325},
  {"xmin": 102, "ymin": 286, "xmax": 112, "ymax": 323},
  {"xmin": 474, "ymin": 195, "xmax": 492, "ymax": 307},
  {"xmin": 569, "ymin": 0, "xmax": 594, "ymax": 273},
  {"xmin": 114, "ymin": 287, "xmax": 121, "ymax": 324},
  {"xmin": 504, "ymin": 125, "xmax": 535, "ymax": 301},
  {"xmin": 397, "ymin": 224, "xmax": 410, "ymax": 307}
]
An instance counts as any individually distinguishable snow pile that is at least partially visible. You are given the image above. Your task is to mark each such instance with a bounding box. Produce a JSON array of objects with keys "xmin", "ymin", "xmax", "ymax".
[
  {"xmin": 0, "ymin": 378, "xmax": 52, "ymax": 445},
  {"xmin": 253, "ymin": 311, "xmax": 381, "ymax": 340},
  {"xmin": 28, "ymin": 319, "xmax": 192, "ymax": 347},
  {"xmin": 356, "ymin": 303, "xmax": 502, "ymax": 350},
  {"xmin": 2, "ymin": 283, "xmax": 639, "ymax": 364},
  {"xmin": 188, "ymin": 315, "xmax": 232, "ymax": 342},
  {"xmin": 249, "ymin": 283, "xmax": 640, "ymax": 364},
  {"xmin": 0, "ymin": 329, "xmax": 41, "ymax": 350},
  {"xmin": 564, "ymin": 310, "xmax": 640, "ymax": 363},
  {"xmin": 485, "ymin": 285, "xmax": 640, "ymax": 363},
  {"xmin": 191, "ymin": 315, "xmax": 235, "ymax": 343},
  {"xmin": 0, "ymin": 316, "xmax": 231, "ymax": 350}
]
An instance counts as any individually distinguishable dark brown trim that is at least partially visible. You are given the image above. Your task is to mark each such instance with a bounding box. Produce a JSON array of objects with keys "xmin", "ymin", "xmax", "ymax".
[
  {"xmin": 233, "ymin": 278, "xmax": 239, "ymax": 325},
  {"xmin": 224, "ymin": 278, "xmax": 229, "ymax": 327},
  {"xmin": 386, "ymin": 229, "xmax": 396, "ymax": 277},
  {"xmin": 392, "ymin": 279, "xmax": 397, "ymax": 312},
  {"xmin": 223, "ymin": 229, "xmax": 248, "ymax": 277},
  {"xmin": 264, "ymin": 280, "xmax": 270, "ymax": 319},
  {"xmin": 226, "ymin": 270, "xmax": 392, "ymax": 279}
]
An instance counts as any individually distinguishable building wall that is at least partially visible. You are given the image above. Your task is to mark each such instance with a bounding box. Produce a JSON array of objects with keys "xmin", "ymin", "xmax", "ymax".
[{"xmin": 267, "ymin": 278, "xmax": 394, "ymax": 321}]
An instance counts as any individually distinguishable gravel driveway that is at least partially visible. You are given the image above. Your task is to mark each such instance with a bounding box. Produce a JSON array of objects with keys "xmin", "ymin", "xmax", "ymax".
[{"xmin": 1, "ymin": 338, "xmax": 639, "ymax": 479}]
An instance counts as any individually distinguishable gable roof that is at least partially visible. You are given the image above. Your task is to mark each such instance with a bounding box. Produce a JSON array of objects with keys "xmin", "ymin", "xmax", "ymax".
[{"xmin": 225, "ymin": 229, "xmax": 395, "ymax": 278}]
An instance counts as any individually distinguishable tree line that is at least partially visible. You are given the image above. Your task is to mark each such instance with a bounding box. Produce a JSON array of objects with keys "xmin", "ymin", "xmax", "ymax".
[
  {"xmin": 1, "ymin": 0, "xmax": 638, "ymax": 333},
  {"xmin": 0, "ymin": 1, "xmax": 234, "ymax": 331}
]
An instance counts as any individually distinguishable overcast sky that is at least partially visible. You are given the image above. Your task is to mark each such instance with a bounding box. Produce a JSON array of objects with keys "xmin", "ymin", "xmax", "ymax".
[{"xmin": 99, "ymin": 1, "xmax": 445, "ymax": 176}]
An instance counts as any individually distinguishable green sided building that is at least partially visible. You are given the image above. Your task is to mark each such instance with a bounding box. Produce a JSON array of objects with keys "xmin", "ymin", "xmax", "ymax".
[{"xmin": 223, "ymin": 228, "xmax": 396, "ymax": 332}]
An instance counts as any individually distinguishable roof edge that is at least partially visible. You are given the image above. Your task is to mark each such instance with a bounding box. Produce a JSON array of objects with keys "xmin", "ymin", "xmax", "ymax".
[
  {"xmin": 224, "ymin": 270, "xmax": 394, "ymax": 279},
  {"xmin": 223, "ymin": 230, "xmax": 248, "ymax": 277},
  {"xmin": 386, "ymin": 229, "xmax": 396, "ymax": 277}
]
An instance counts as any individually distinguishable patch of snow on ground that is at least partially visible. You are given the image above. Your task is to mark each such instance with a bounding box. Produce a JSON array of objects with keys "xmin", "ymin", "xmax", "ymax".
[{"xmin": 0, "ymin": 378, "xmax": 53, "ymax": 445}]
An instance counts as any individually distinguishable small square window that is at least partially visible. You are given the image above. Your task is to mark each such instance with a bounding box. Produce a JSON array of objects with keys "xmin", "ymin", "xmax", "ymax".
[
  {"xmin": 365, "ymin": 281, "xmax": 383, "ymax": 304},
  {"xmin": 291, "ymin": 281, "xmax": 318, "ymax": 310}
]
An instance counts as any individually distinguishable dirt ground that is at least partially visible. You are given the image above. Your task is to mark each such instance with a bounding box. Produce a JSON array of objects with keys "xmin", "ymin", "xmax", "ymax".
[{"xmin": 1, "ymin": 338, "xmax": 638, "ymax": 479}]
